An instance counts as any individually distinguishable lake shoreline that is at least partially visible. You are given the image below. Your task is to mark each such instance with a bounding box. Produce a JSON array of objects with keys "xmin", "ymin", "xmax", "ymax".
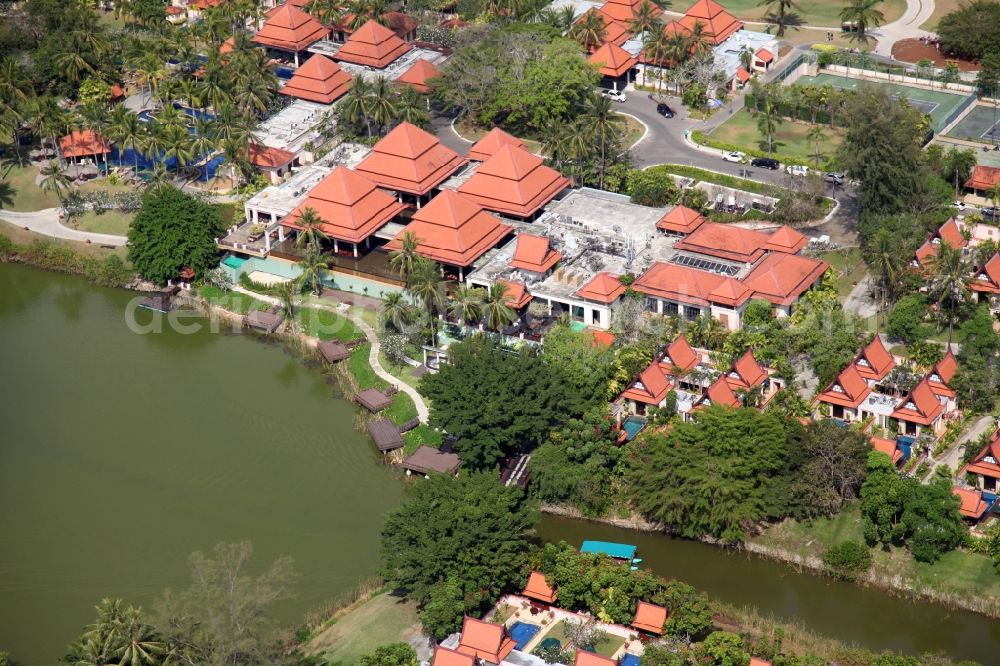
[{"xmin": 540, "ymin": 504, "xmax": 1000, "ymax": 620}]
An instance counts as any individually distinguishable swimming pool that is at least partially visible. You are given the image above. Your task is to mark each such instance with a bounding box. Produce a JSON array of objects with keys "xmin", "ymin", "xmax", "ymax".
[
  {"xmin": 621, "ymin": 415, "xmax": 647, "ymax": 441},
  {"xmin": 621, "ymin": 653, "xmax": 641, "ymax": 666},
  {"xmin": 508, "ymin": 621, "xmax": 541, "ymax": 650},
  {"xmin": 222, "ymin": 255, "xmax": 247, "ymax": 269}
]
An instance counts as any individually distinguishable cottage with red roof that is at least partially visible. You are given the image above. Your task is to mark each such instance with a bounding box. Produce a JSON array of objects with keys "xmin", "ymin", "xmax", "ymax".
[
  {"xmin": 431, "ymin": 646, "xmax": 475, "ymax": 666},
  {"xmin": 872, "ymin": 437, "xmax": 907, "ymax": 467},
  {"xmin": 456, "ymin": 616, "xmax": 516, "ymax": 665},
  {"xmin": 589, "ymin": 42, "xmax": 638, "ymax": 88},
  {"xmin": 952, "ymin": 487, "xmax": 994, "ymax": 524},
  {"xmin": 522, "ymin": 571, "xmax": 557, "ymax": 605},
  {"xmin": 335, "ymin": 20, "xmax": 413, "ymax": 69},
  {"xmin": 814, "ymin": 365, "xmax": 872, "ymax": 423},
  {"xmin": 891, "ymin": 378, "xmax": 946, "ymax": 438},
  {"xmin": 963, "ymin": 427, "xmax": 1000, "ymax": 494},
  {"xmin": 965, "ymin": 165, "xmax": 1000, "ymax": 196},
  {"xmin": 252, "ymin": 4, "xmax": 329, "ymax": 66},
  {"xmin": 278, "ymin": 54, "xmax": 352, "ymax": 105},
  {"xmin": 631, "ymin": 601, "xmax": 667, "ymax": 635},
  {"xmin": 914, "ymin": 217, "xmax": 968, "ymax": 269},
  {"xmin": 248, "ymin": 143, "xmax": 297, "ymax": 184},
  {"xmin": 693, "ymin": 375, "xmax": 741, "ymax": 410},
  {"xmin": 969, "ymin": 253, "xmax": 1000, "ymax": 302}
]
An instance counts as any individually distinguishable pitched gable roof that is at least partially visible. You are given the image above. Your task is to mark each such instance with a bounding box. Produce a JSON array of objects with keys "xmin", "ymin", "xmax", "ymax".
[
  {"xmin": 707, "ymin": 276, "xmax": 751, "ymax": 307},
  {"xmin": 456, "ymin": 617, "xmax": 516, "ymax": 665},
  {"xmin": 432, "ymin": 646, "xmax": 475, "ymax": 666},
  {"xmin": 657, "ymin": 204, "xmax": 705, "ymax": 234},
  {"xmin": 764, "ymin": 225, "xmax": 808, "ymax": 254},
  {"xmin": 953, "ymin": 487, "xmax": 991, "ymax": 519},
  {"xmin": 588, "ymin": 41, "xmax": 638, "ymax": 78},
  {"xmin": 511, "ymin": 233, "xmax": 561, "ymax": 273},
  {"xmin": 872, "ymin": 437, "xmax": 904, "ymax": 465},
  {"xmin": 355, "ymin": 122, "xmax": 466, "ymax": 195},
  {"xmin": 632, "ymin": 601, "xmax": 667, "ymax": 635},
  {"xmin": 854, "ymin": 335, "xmax": 895, "ymax": 381},
  {"xmin": 742, "ymin": 253, "xmax": 829, "ymax": 307},
  {"xmin": 929, "ymin": 349, "xmax": 958, "ymax": 391},
  {"xmin": 755, "ymin": 48, "xmax": 774, "ymax": 63},
  {"xmin": 816, "ymin": 365, "xmax": 871, "ymax": 409},
  {"xmin": 335, "ymin": 19, "xmax": 412, "ymax": 69},
  {"xmin": 278, "ymin": 54, "xmax": 352, "ymax": 104},
  {"xmin": 964, "ymin": 432, "xmax": 1000, "ymax": 479},
  {"xmin": 396, "ymin": 58, "xmax": 441, "ymax": 94},
  {"xmin": 891, "ymin": 378, "xmax": 944, "ymax": 426},
  {"xmin": 248, "ymin": 143, "xmax": 296, "ymax": 169},
  {"xmin": 620, "ymin": 360, "xmax": 671, "ymax": 405},
  {"xmin": 696, "ymin": 376, "xmax": 741, "ymax": 409},
  {"xmin": 580, "ymin": 8, "xmax": 630, "ymax": 48},
  {"xmin": 632, "ymin": 262, "xmax": 749, "ymax": 308},
  {"xmin": 575, "ymin": 652, "xmax": 617, "ymax": 666},
  {"xmin": 385, "ymin": 190, "xmax": 512, "ymax": 267},
  {"xmin": 252, "ymin": 4, "xmax": 328, "ymax": 52},
  {"xmin": 498, "ymin": 279, "xmax": 532, "ymax": 309},
  {"xmin": 679, "ymin": 0, "xmax": 742, "ymax": 45},
  {"xmin": 663, "ymin": 334, "xmax": 698, "ymax": 373},
  {"xmin": 674, "ymin": 222, "xmax": 773, "ymax": 263},
  {"xmin": 726, "ymin": 349, "xmax": 767, "ymax": 390},
  {"xmin": 467, "ymin": 127, "xmax": 527, "ymax": 163},
  {"xmin": 522, "ymin": 571, "xmax": 557, "ymax": 604},
  {"xmin": 458, "ymin": 145, "xmax": 571, "ymax": 218},
  {"xmin": 599, "ymin": 0, "xmax": 663, "ymax": 23},
  {"xmin": 970, "ymin": 253, "xmax": 1000, "ymax": 294},
  {"xmin": 283, "ymin": 166, "xmax": 406, "ymax": 244},
  {"xmin": 965, "ymin": 165, "xmax": 1000, "ymax": 191},
  {"xmin": 59, "ymin": 130, "xmax": 110, "ymax": 158},
  {"xmin": 576, "ymin": 272, "xmax": 626, "ymax": 304}
]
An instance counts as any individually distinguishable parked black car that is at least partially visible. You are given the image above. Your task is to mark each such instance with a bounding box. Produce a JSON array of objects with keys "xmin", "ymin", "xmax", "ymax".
[
  {"xmin": 750, "ymin": 157, "xmax": 779, "ymax": 170},
  {"xmin": 656, "ymin": 103, "xmax": 675, "ymax": 118},
  {"xmin": 981, "ymin": 206, "xmax": 999, "ymax": 220}
]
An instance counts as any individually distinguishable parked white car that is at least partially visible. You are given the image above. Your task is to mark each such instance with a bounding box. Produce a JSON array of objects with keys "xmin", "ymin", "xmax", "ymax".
[
  {"xmin": 951, "ymin": 200, "xmax": 967, "ymax": 211},
  {"xmin": 786, "ymin": 164, "xmax": 810, "ymax": 177},
  {"xmin": 601, "ymin": 89, "xmax": 627, "ymax": 103},
  {"xmin": 721, "ymin": 151, "xmax": 746, "ymax": 163}
]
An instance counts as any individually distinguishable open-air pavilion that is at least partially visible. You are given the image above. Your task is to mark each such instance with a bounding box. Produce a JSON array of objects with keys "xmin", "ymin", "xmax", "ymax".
[
  {"xmin": 588, "ymin": 42, "xmax": 638, "ymax": 91},
  {"xmin": 457, "ymin": 145, "xmax": 571, "ymax": 220},
  {"xmin": 59, "ymin": 130, "xmax": 111, "ymax": 165},
  {"xmin": 252, "ymin": 4, "xmax": 329, "ymax": 67},
  {"xmin": 395, "ymin": 58, "xmax": 441, "ymax": 94},
  {"xmin": 317, "ymin": 339, "xmax": 350, "ymax": 363},
  {"xmin": 466, "ymin": 127, "xmax": 526, "ymax": 163}
]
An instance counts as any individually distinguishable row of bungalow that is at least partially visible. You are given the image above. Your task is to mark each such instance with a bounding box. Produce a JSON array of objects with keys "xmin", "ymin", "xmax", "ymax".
[{"xmin": 914, "ymin": 215, "xmax": 1000, "ymax": 310}]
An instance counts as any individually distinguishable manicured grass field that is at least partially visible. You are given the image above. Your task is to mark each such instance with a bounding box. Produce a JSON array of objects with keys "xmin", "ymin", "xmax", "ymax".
[
  {"xmin": 74, "ymin": 210, "xmax": 134, "ymax": 236},
  {"xmin": 2, "ymin": 164, "xmax": 61, "ymax": 211},
  {"xmin": 708, "ymin": 108, "xmax": 844, "ymax": 163},
  {"xmin": 307, "ymin": 593, "xmax": 421, "ymax": 664},
  {"xmin": 818, "ymin": 247, "xmax": 868, "ymax": 300},
  {"xmin": 717, "ymin": 0, "xmax": 905, "ymax": 27},
  {"xmin": 198, "ymin": 285, "xmax": 269, "ymax": 315},
  {"xmin": 296, "ymin": 306, "xmax": 361, "ymax": 342},
  {"xmin": 920, "ymin": 0, "xmax": 963, "ymax": 31},
  {"xmin": 348, "ymin": 344, "xmax": 418, "ymax": 425}
]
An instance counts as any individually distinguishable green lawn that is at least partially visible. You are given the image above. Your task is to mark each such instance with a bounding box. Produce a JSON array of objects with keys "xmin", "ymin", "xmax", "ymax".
[
  {"xmin": 817, "ymin": 247, "xmax": 867, "ymax": 300},
  {"xmin": 618, "ymin": 113, "xmax": 645, "ymax": 149},
  {"xmin": 403, "ymin": 424, "xmax": 443, "ymax": 455},
  {"xmin": 198, "ymin": 285, "xmax": 269, "ymax": 315},
  {"xmin": 348, "ymin": 344, "xmax": 417, "ymax": 425},
  {"xmin": 718, "ymin": 0, "xmax": 905, "ymax": 27},
  {"xmin": 708, "ymin": 108, "xmax": 844, "ymax": 163},
  {"xmin": 2, "ymin": 164, "xmax": 61, "ymax": 211},
  {"xmin": 297, "ymin": 307, "xmax": 361, "ymax": 342},
  {"xmin": 74, "ymin": 209, "xmax": 134, "ymax": 236},
  {"xmin": 306, "ymin": 593, "xmax": 421, "ymax": 663}
]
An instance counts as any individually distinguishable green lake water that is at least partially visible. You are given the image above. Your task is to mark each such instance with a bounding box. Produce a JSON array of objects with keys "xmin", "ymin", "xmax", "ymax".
[
  {"xmin": 0, "ymin": 263, "xmax": 403, "ymax": 664},
  {"xmin": 2, "ymin": 262, "xmax": 999, "ymax": 664}
]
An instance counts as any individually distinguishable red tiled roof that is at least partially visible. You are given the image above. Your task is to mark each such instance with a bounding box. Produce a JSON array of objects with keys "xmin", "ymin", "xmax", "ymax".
[
  {"xmin": 252, "ymin": 4, "xmax": 328, "ymax": 52},
  {"xmin": 522, "ymin": 571, "xmax": 557, "ymax": 603},
  {"xmin": 657, "ymin": 205, "xmax": 705, "ymax": 234},
  {"xmin": 219, "ymin": 36, "xmax": 236, "ymax": 55},
  {"xmin": 928, "ymin": 350, "xmax": 958, "ymax": 398},
  {"xmin": 499, "ymin": 279, "xmax": 532, "ymax": 309},
  {"xmin": 579, "ymin": 9, "xmax": 630, "ymax": 48},
  {"xmin": 964, "ymin": 434, "xmax": 1000, "ymax": 479},
  {"xmin": 915, "ymin": 240, "xmax": 937, "ymax": 267},
  {"xmin": 735, "ymin": 67, "xmax": 751, "ymax": 83},
  {"xmin": 938, "ymin": 217, "xmax": 967, "ymax": 248},
  {"xmin": 696, "ymin": 376, "xmax": 740, "ymax": 409},
  {"xmin": 816, "ymin": 365, "xmax": 871, "ymax": 409},
  {"xmin": 674, "ymin": 222, "xmax": 774, "ymax": 263},
  {"xmin": 279, "ymin": 54, "xmax": 352, "ymax": 104},
  {"xmin": 248, "ymin": 143, "xmax": 296, "ymax": 169},
  {"xmin": 872, "ymin": 437, "xmax": 903, "ymax": 465},
  {"xmin": 589, "ymin": 330, "xmax": 616, "ymax": 347},
  {"xmin": 725, "ymin": 349, "xmax": 767, "ymax": 391},
  {"xmin": 679, "ymin": 0, "xmax": 742, "ymax": 45},
  {"xmin": 599, "ymin": 0, "xmax": 663, "ymax": 23},
  {"xmin": 750, "ymin": 659, "xmax": 773, "ymax": 666},
  {"xmin": 432, "ymin": 646, "xmax": 475, "ymax": 666},
  {"xmin": 588, "ymin": 41, "xmax": 638, "ymax": 78},
  {"xmin": 632, "ymin": 262, "xmax": 750, "ymax": 308},
  {"xmin": 467, "ymin": 128, "xmax": 527, "ymax": 163},
  {"xmin": 642, "ymin": 20, "xmax": 694, "ymax": 64},
  {"xmin": 189, "ymin": 0, "xmax": 223, "ymax": 9},
  {"xmin": 576, "ymin": 652, "xmax": 617, "ymax": 666},
  {"xmin": 742, "ymin": 253, "xmax": 829, "ymax": 307},
  {"xmin": 110, "ymin": 83, "xmax": 125, "ymax": 98},
  {"xmin": 335, "ymin": 19, "xmax": 412, "ymax": 69},
  {"xmin": 59, "ymin": 130, "xmax": 110, "ymax": 158},
  {"xmin": 854, "ymin": 335, "xmax": 895, "ymax": 382},
  {"xmin": 283, "ymin": 166, "xmax": 406, "ymax": 244},
  {"xmin": 953, "ymin": 487, "xmax": 990, "ymax": 519},
  {"xmin": 708, "ymin": 276, "xmax": 751, "ymax": 307},
  {"xmin": 575, "ymin": 272, "xmax": 626, "ymax": 304},
  {"xmin": 395, "ymin": 58, "xmax": 441, "ymax": 94},
  {"xmin": 166, "ymin": 5, "xmax": 183, "ymax": 15},
  {"xmin": 891, "ymin": 378, "xmax": 944, "ymax": 426},
  {"xmin": 663, "ymin": 333, "xmax": 698, "ymax": 372},
  {"xmin": 620, "ymin": 360, "xmax": 671, "ymax": 405},
  {"xmin": 386, "ymin": 190, "xmax": 512, "ymax": 267},
  {"xmin": 632, "ymin": 601, "xmax": 667, "ymax": 635},
  {"xmin": 764, "ymin": 225, "xmax": 808, "ymax": 254},
  {"xmin": 969, "ymin": 253, "xmax": 1000, "ymax": 294},
  {"xmin": 965, "ymin": 165, "xmax": 1000, "ymax": 191},
  {"xmin": 355, "ymin": 122, "xmax": 466, "ymax": 195},
  {"xmin": 458, "ymin": 145, "xmax": 570, "ymax": 218},
  {"xmin": 511, "ymin": 233, "xmax": 561, "ymax": 273},
  {"xmin": 457, "ymin": 617, "xmax": 516, "ymax": 665},
  {"xmin": 755, "ymin": 48, "xmax": 774, "ymax": 63}
]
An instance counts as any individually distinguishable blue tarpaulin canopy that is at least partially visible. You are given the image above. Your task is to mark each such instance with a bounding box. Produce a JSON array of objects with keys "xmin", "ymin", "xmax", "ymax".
[{"xmin": 581, "ymin": 540, "xmax": 637, "ymax": 560}]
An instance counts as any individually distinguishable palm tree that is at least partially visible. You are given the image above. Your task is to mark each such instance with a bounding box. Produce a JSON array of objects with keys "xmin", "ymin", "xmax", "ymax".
[
  {"xmin": 448, "ymin": 285, "xmax": 484, "ymax": 331},
  {"xmin": 395, "ymin": 87, "xmax": 429, "ymax": 128},
  {"xmin": 294, "ymin": 207, "xmax": 329, "ymax": 250},
  {"xmin": 868, "ymin": 228, "xmax": 901, "ymax": 325},
  {"xmin": 114, "ymin": 606, "xmax": 167, "ymax": 666},
  {"xmin": 482, "ymin": 282, "xmax": 517, "ymax": 332},
  {"xmin": 390, "ymin": 230, "xmax": 421, "ymax": 279},
  {"xmin": 78, "ymin": 101, "xmax": 110, "ymax": 166},
  {"xmin": 346, "ymin": 0, "xmax": 390, "ymax": 29},
  {"xmin": 160, "ymin": 124, "xmax": 195, "ymax": 175},
  {"xmin": 570, "ymin": 11, "xmax": 606, "ymax": 51},
  {"xmin": 540, "ymin": 6, "xmax": 577, "ymax": 33},
  {"xmin": 840, "ymin": 0, "xmax": 885, "ymax": 45},
  {"xmin": 629, "ymin": 1, "xmax": 662, "ymax": 38},
  {"xmin": 757, "ymin": 99, "xmax": 782, "ymax": 155},
  {"xmin": 220, "ymin": 137, "xmax": 250, "ymax": 195},
  {"xmin": 308, "ymin": 0, "xmax": 346, "ymax": 26},
  {"xmin": 381, "ymin": 290, "xmax": 413, "ymax": 333},
  {"xmin": 943, "ymin": 148, "xmax": 977, "ymax": 197},
  {"xmin": 367, "ymin": 76, "xmax": 397, "ymax": 135},
  {"xmin": 298, "ymin": 247, "xmax": 329, "ymax": 295},
  {"xmin": 759, "ymin": 0, "xmax": 800, "ymax": 37},
  {"xmin": 189, "ymin": 117, "xmax": 219, "ymax": 165},
  {"xmin": 687, "ymin": 20, "xmax": 713, "ymax": 58},
  {"xmin": 642, "ymin": 28, "xmax": 672, "ymax": 92},
  {"xmin": 806, "ymin": 124, "xmax": 826, "ymax": 168},
  {"xmin": 928, "ymin": 243, "xmax": 970, "ymax": 342},
  {"xmin": 25, "ymin": 96, "xmax": 63, "ymax": 165},
  {"xmin": 39, "ymin": 161, "xmax": 72, "ymax": 200},
  {"xmin": 340, "ymin": 75, "xmax": 373, "ymax": 138},
  {"xmin": 277, "ymin": 280, "xmax": 299, "ymax": 333},
  {"xmin": 406, "ymin": 257, "xmax": 444, "ymax": 344},
  {"xmin": 738, "ymin": 45, "xmax": 755, "ymax": 75},
  {"xmin": 580, "ymin": 94, "xmax": 625, "ymax": 190}
]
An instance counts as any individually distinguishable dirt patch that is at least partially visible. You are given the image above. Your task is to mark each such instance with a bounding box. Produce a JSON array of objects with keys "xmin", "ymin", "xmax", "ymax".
[{"xmin": 891, "ymin": 37, "xmax": 979, "ymax": 71}]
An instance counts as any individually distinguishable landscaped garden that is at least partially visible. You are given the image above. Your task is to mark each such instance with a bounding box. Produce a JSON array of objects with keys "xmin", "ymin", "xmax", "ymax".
[
  {"xmin": 716, "ymin": 0, "xmax": 906, "ymax": 27},
  {"xmin": 707, "ymin": 108, "xmax": 845, "ymax": 164}
]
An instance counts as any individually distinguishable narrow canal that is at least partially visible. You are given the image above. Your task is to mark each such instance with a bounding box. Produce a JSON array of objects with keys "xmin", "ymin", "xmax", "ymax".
[{"xmin": 1, "ymin": 262, "xmax": 998, "ymax": 664}]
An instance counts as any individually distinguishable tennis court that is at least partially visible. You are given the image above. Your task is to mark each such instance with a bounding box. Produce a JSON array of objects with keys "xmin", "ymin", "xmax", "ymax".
[
  {"xmin": 945, "ymin": 103, "xmax": 1000, "ymax": 144},
  {"xmin": 794, "ymin": 72, "xmax": 973, "ymax": 132}
]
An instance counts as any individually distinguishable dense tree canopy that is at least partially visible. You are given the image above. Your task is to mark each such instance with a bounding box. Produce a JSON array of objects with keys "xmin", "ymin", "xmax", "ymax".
[
  {"xmin": 380, "ymin": 473, "xmax": 537, "ymax": 637},
  {"xmin": 937, "ymin": 0, "xmax": 1000, "ymax": 61},
  {"xmin": 127, "ymin": 186, "xmax": 224, "ymax": 285},
  {"xmin": 420, "ymin": 336, "xmax": 603, "ymax": 469}
]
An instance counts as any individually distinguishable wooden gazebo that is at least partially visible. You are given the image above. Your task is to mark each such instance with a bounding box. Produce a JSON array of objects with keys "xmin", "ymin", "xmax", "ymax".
[
  {"xmin": 355, "ymin": 387, "xmax": 393, "ymax": 412},
  {"xmin": 318, "ymin": 340, "xmax": 350, "ymax": 363},
  {"xmin": 367, "ymin": 418, "xmax": 404, "ymax": 453}
]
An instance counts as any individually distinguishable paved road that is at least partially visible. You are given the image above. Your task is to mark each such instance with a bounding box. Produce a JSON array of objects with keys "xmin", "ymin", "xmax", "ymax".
[
  {"xmin": 844, "ymin": 275, "xmax": 877, "ymax": 318},
  {"xmin": 0, "ymin": 207, "xmax": 128, "ymax": 246},
  {"xmin": 928, "ymin": 414, "xmax": 994, "ymax": 479},
  {"xmin": 872, "ymin": 0, "xmax": 936, "ymax": 56}
]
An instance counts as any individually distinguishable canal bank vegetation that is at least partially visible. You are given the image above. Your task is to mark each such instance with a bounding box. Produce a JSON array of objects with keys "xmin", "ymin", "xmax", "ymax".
[{"xmin": 0, "ymin": 229, "xmax": 132, "ymax": 288}]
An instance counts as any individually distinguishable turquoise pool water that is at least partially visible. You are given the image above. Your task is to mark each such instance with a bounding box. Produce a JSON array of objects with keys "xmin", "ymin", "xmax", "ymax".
[
  {"xmin": 222, "ymin": 255, "xmax": 247, "ymax": 269},
  {"xmin": 622, "ymin": 415, "xmax": 647, "ymax": 441}
]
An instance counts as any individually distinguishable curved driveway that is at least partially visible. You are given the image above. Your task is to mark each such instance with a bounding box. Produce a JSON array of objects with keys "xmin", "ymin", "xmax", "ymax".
[
  {"xmin": 0, "ymin": 207, "xmax": 128, "ymax": 246},
  {"xmin": 873, "ymin": 0, "xmax": 936, "ymax": 56}
]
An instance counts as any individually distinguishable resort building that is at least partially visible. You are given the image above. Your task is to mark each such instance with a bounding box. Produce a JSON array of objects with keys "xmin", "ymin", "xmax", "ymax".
[
  {"xmin": 599, "ymin": 0, "xmax": 662, "ymax": 23},
  {"xmin": 656, "ymin": 204, "xmax": 706, "ymax": 236},
  {"xmin": 277, "ymin": 54, "xmax": 352, "ymax": 105},
  {"xmin": 678, "ymin": 0, "xmax": 741, "ymax": 45},
  {"xmin": 355, "ymin": 122, "xmax": 467, "ymax": 204},
  {"xmin": 455, "ymin": 616, "xmax": 516, "ymax": 665},
  {"xmin": 963, "ymin": 427, "xmax": 1000, "ymax": 493},
  {"xmin": 333, "ymin": 19, "xmax": 413, "ymax": 69},
  {"xmin": 872, "ymin": 436, "xmax": 907, "ymax": 467},
  {"xmin": 964, "ymin": 165, "xmax": 1000, "ymax": 198},
  {"xmin": 395, "ymin": 58, "xmax": 442, "ymax": 94},
  {"xmin": 631, "ymin": 601, "xmax": 667, "ymax": 636},
  {"xmin": 952, "ymin": 486, "xmax": 995, "ymax": 525},
  {"xmin": 466, "ymin": 128, "xmax": 528, "ymax": 164},
  {"xmin": 969, "ymin": 253, "xmax": 1000, "ymax": 306},
  {"xmin": 432, "ymin": 646, "xmax": 475, "ymax": 666},
  {"xmin": 248, "ymin": 143, "xmax": 297, "ymax": 185},
  {"xmin": 575, "ymin": 653, "xmax": 616, "ymax": 666},
  {"xmin": 252, "ymin": 4, "xmax": 329, "ymax": 66},
  {"xmin": 915, "ymin": 217, "xmax": 970, "ymax": 268},
  {"xmin": 456, "ymin": 145, "xmax": 572, "ymax": 220},
  {"xmin": 589, "ymin": 42, "xmax": 638, "ymax": 90},
  {"xmin": 59, "ymin": 130, "xmax": 110, "ymax": 165},
  {"xmin": 522, "ymin": 571, "xmax": 558, "ymax": 606}
]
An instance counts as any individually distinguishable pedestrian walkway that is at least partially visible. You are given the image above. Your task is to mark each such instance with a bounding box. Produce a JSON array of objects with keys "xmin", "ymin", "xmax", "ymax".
[
  {"xmin": 0, "ymin": 208, "xmax": 127, "ymax": 246},
  {"xmin": 927, "ymin": 414, "xmax": 995, "ymax": 479},
  {"xmin": 873, "ymin": 0, "xmax": 936, "ymax": 56}
]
